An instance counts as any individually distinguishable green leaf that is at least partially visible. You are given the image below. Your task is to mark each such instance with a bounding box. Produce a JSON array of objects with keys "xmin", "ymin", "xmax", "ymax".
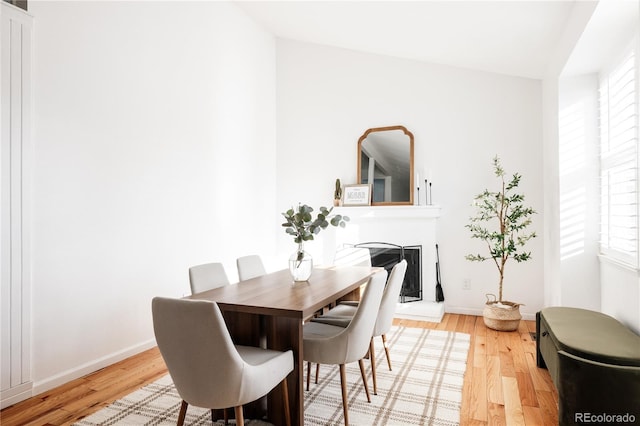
[{"xmin": 281, "ymin": 203, "xmax": 349, "ymax": 244}]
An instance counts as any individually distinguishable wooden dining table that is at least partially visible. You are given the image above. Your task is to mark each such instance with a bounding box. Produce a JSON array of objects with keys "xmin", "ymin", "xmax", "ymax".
[{"xmin": 186, "ymin": 265, "xmax": 380, "ymax": 426}]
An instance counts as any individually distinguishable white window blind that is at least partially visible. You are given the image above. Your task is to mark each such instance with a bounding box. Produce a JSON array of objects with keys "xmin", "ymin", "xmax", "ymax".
[{"xmin": 599, "ymin": 47, "xmax": 639, "ymax": 267}]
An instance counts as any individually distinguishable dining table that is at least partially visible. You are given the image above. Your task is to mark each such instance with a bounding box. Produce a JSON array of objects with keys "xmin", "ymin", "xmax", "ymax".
[{"xmin": 186, "ymin": 265, "xmax": 381, "ymax": 426}]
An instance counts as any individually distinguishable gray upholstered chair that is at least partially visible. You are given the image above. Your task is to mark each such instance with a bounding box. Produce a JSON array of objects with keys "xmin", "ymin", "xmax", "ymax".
[
  {"xmin": 302, "ymin": 269, "xmax": 387, "ymax": 426},
  {"xmin": 152, "ymin": 297, "xmax": 293, "ymax": 426},
  {"xmin": 312, "ymin": 260, "xmax": 407, "ymax": 394},
  {"xmin": 236, "ymin": 255, "xmax": 266, "ymax": 281},
  {"xmin": 188, "ymin": 262, "xmax": 230, "ymax": 295}
]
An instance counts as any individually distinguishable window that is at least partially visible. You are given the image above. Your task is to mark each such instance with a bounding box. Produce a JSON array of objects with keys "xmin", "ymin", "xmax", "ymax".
[{"xmin": 599, "ymin": 44, "xmax": 639, "ymax": 267}]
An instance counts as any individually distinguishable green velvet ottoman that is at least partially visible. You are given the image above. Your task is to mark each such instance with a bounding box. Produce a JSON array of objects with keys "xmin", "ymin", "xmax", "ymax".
[{"xmin": 536, "ymin": 307, "xmax": 640, "ymax": 425}]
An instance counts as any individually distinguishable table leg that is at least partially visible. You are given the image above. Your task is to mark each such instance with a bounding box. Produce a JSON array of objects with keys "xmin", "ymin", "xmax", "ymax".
[{"xmin": 222, "ymin": 310, "xmax": 261, "ymax": 346}]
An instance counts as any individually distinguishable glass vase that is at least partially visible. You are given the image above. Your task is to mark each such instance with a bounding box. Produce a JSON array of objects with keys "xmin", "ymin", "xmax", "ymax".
[{"xmin": 289, "ymin": 243, "xmax": 313, "ymax": 282}]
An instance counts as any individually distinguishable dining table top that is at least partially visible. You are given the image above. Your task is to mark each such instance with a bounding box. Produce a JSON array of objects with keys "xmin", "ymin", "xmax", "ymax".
[{"xmin": 186, "ymin": 265, "xmax": 380, "ymax": 319}]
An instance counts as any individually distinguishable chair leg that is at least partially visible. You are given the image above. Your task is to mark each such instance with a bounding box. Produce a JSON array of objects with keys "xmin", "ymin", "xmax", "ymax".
[
  {"xmin": 382, "ymin": 334, "xmax": 392, "ymax": 370},
  {"xmin": 369, "ymin": 337, "xmax": 377, "ymax": 395},
  {"xmin": 177, "ymin": 400, "xmax": 188, "ymax": 426},
  {"xmin": 315, "ymin": 363, "xmax": 320, "ymax": 384},
  {"xmin": 210, "ymin": 408, "xmax": 227, "ymax": 424},
  {"xmin": 339, "ymin": 364, "xmax": 350, "ymax": 426},
  {"xmin": 306, "ymin": 361, "xmax": 311, "ymax": 391},
  {"xmin": 234, "ymin": 406, "xmax": 244, "ymax": 425},
  {"xmin": 282, "ymin": 377, "xmax": 291, "ymax": 426},
  {"xmin": 358, "ymin": 359, "xmax": 371, "ymax": 403}
]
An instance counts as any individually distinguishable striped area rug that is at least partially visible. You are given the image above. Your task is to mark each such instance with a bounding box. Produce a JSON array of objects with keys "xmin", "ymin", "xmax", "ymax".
[{"xmin": 76, "ymin": 327, "xmax": 470, "ymax": 426}]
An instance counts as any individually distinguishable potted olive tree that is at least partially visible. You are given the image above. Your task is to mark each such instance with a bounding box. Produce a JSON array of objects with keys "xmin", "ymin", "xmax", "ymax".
[{"xmin": 465, "ymin": 156, "xmax": 536, "ymax": 331}]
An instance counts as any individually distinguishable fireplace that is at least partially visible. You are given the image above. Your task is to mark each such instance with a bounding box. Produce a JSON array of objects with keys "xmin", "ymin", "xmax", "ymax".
[
  {"xmin": 322, "ymin": 205, "xmax": 442, "ymax": 314},
  {"xmin": 354, "ymin": 242, "xmax": 422, "ymax": 303}
]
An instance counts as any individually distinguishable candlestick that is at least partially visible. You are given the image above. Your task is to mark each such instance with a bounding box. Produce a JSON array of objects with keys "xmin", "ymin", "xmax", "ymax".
[{"xmin": 424, "ymin": 179, "xmax": 428, "ymax": 205}]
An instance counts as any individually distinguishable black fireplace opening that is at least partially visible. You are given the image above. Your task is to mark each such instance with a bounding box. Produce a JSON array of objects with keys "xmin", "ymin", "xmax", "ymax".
[{"xmin": 354, "ymin": 242, "xmax": 422, "ymax": 303}]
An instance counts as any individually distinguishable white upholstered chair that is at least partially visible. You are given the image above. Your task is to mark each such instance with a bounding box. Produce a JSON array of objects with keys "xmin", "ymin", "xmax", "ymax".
[
  {"xmin": 302, "ymin": 269, "xmax": 387, "ymax": 426},
  {"xmin": 312, "ymin": 259, "xmax": 408, "ymax": 394},
  {"xmin": 188, "ymin": 262, "xmax": 230, "ymax": 295},
  {"xmin": 236, "ymin": 255, "xmax": 267, "ymax": 281},
  {"xmin": 152, "ymin": 297, "xmax": 293, "ymax": 426}
]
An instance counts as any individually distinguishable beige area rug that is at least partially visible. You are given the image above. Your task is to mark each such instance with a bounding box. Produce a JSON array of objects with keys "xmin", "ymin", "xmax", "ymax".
[{"xmin": 75, "ymin": 327, "xmax": 470, "ymax": 426}]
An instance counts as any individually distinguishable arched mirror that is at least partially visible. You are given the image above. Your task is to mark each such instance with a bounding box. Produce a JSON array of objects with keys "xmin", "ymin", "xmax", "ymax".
[{"xmin": 357, "ymin": 125, "xmax": 414, "ymax": 205}]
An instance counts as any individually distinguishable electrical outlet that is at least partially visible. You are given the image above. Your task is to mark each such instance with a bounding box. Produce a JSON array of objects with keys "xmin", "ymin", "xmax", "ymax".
[{"xmin": 463, "ymin": 279, "xmax": 471, "ymax": 290}]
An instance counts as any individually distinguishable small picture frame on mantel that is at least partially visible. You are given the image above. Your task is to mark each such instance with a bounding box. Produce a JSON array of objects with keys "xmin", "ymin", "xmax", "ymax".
[{"xmin": 342, "ymin": 184, "xmax": 372, "ymax": 206}]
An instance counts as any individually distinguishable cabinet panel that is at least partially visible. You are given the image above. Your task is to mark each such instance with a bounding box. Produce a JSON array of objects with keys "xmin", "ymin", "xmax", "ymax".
[{"xmin": 1, "ymin": 2, "xmax": 32, "ymax": 408}]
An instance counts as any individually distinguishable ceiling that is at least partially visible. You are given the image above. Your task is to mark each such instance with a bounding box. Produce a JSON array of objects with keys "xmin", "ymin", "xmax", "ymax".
[{"xmin": 235, "ymin": 0, "xmax": 581, "ymax": 79}]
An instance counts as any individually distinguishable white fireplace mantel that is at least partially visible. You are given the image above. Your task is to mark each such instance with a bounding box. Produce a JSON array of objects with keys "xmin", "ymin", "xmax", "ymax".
[
  {"xmin": 334, "ymin": 205, "xmax": 441, "ymax": 220},
  {"xmin": 329, "ymin": 206, "xmax": 442, "ymax": 248}
]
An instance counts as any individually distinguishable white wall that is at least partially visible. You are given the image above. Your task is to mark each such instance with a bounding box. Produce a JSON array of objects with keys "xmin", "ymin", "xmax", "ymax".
[
  {"xmin": 29, "ymin": 1, "xmax": 277, "ymax": 392},
  {"xmin": 558, "ymin": 74, "xmax": 601, "ymax": 311},
  {"xmin": 275, "ymin": 39, "xmax": 544, "ymax": 319},
  {"xmin": 600, "ymin": 259, "xmax": 640, "ymax": 333},
  {"xmin": 541, "ymin": 0, "xmax": 598, "ymax": 309}
]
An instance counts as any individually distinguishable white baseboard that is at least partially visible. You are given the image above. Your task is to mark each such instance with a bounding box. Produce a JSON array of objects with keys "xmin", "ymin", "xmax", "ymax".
[
  {"xmin": 445, "ymin": 306, "xmax": 536, "ymax": 322},
  {"xmin": 444, "ymin": 306, "xmax": 484, "ymax": 317},
  {"xmin": 1, "ymin": 382, "xmax": 33, "ymax": 409},
  {"xmin": 520, "ymin": 312, "xmax": 536, "ymax": 321},
  {"xmin": 31, "ymin": 338, "xmax": 157, "ymax": 398}
]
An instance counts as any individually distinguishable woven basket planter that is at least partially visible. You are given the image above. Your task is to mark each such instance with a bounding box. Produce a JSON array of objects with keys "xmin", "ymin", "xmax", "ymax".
[{"xmin": 483, "ymin": 294, "xmax": 522, "ymax": 331}]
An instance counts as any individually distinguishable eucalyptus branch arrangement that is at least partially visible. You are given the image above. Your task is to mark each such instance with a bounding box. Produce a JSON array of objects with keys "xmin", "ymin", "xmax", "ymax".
[
  {"xmin": 281, "ymin": 204, "xmax": 349, "ymax": 262},
  {"xmin": 465, "ymin": 156, "xmax": 536, "ymax": 303}
]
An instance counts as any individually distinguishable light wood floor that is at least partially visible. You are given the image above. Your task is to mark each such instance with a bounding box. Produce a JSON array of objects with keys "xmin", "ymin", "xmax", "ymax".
[{"xmin": 0, "ymin": 313, "xmax": 558, "ymax": 425}]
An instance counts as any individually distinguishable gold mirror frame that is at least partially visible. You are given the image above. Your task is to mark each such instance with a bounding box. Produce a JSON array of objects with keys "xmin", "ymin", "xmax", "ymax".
[{"xmin": 357, "ymin": 125, "xmax": 414, "ymax": 206}]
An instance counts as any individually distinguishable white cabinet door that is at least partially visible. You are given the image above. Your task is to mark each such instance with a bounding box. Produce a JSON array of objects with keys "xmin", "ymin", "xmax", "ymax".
[{"xmin": 1, "ymin": 2, "xmax": 32, "ymax": 408}]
